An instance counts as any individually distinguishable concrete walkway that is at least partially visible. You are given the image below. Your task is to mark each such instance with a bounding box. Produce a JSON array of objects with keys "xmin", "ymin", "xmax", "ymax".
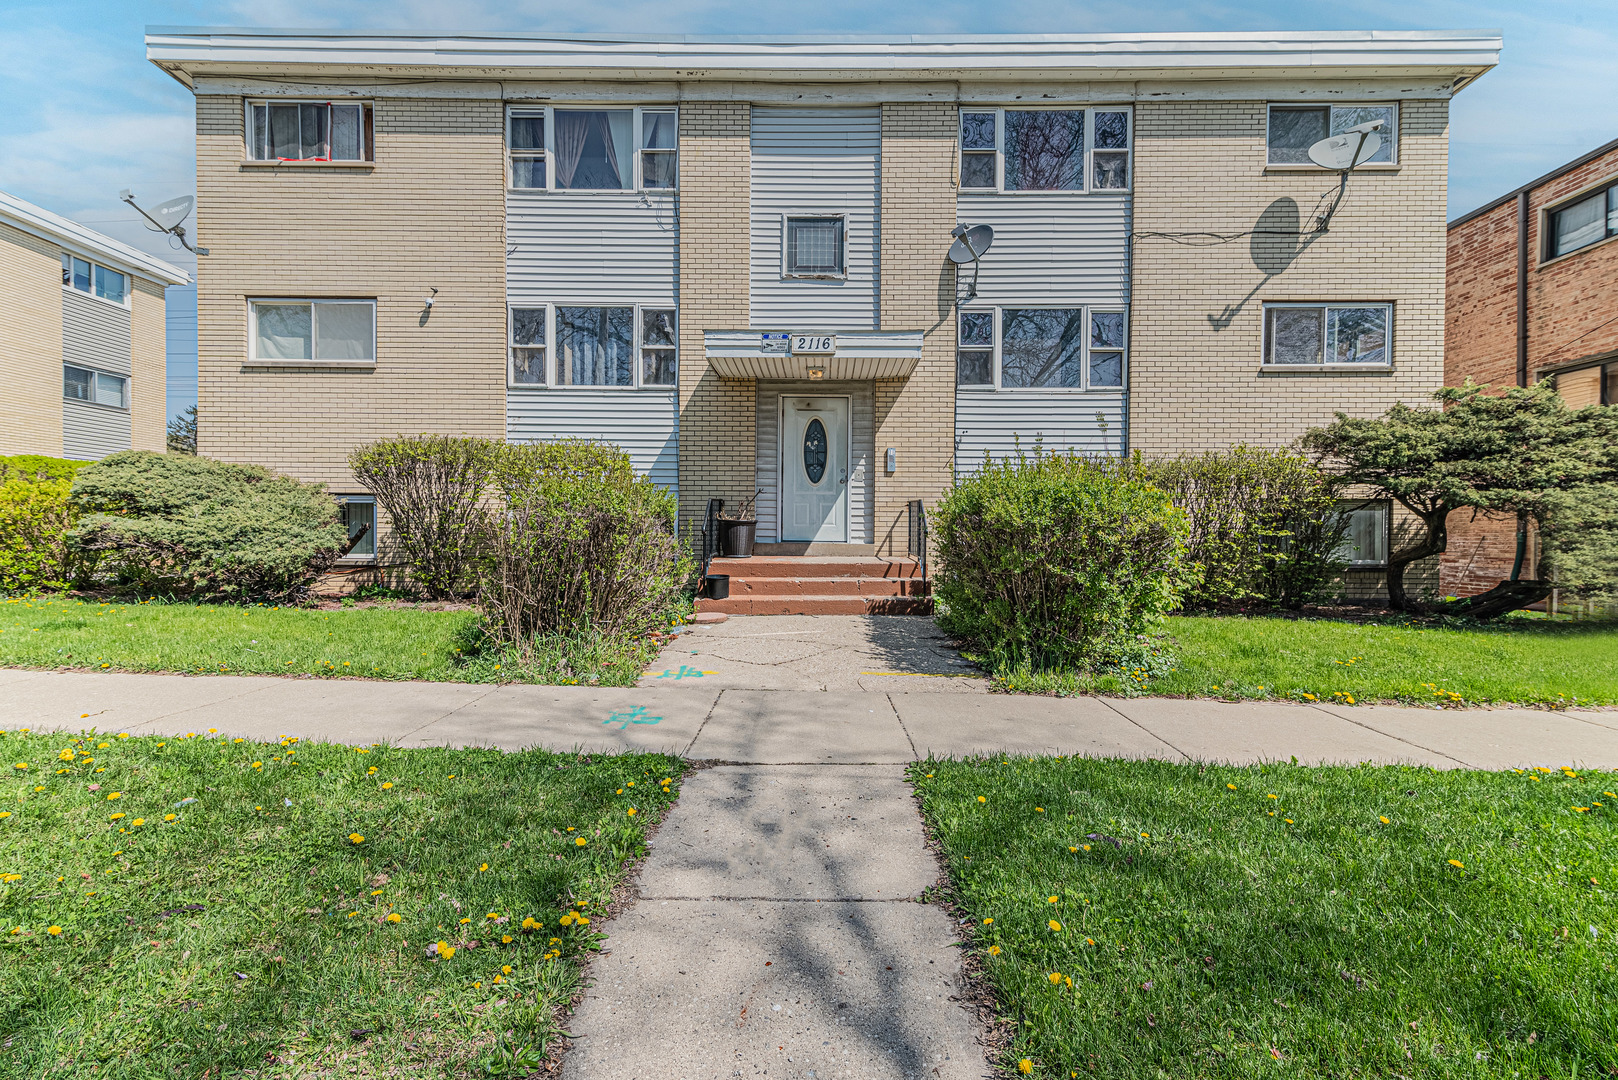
[{"xmin": 5, "ymin": 667, "xmax": 1617, "ymax": 771}]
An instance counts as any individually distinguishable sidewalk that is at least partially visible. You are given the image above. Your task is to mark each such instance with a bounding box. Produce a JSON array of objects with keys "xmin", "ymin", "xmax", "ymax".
[{"xmin": 4, "ymin": 667, "xmax": 1617, "ymax": 770}]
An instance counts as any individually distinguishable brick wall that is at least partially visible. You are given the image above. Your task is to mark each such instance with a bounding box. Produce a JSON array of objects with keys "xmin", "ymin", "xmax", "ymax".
[
  {"xmin": 676, "ymin": 102, "xmax": 755, "ymax": 537},
  {"xmin": 0, "ymin": 223, "xmax": 66, "ymax": 456},
  {"xmin": 1443, "ymin": 141, "xmax": 1618, "ymax": 597},
  {"xmin": 194, "ymin": 94, "xmax": 506, "ymax": 491},
  {"xmin": 130, "ymin": 277, "xmax": 167, "ymax": 451},
  {"xmin": 874, "ymin": 103, "xmax": 957, "ymax": 557},
  {"xmin": 1129, "ymin": 97, "xmax": 1450, "ymax": 453}
]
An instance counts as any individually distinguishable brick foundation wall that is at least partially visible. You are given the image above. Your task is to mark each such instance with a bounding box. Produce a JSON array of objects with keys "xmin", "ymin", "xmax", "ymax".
[
  {"xmin": 874, "ymin": 103, "xmax": 957, "ymax": 557},
  {"xmin": 194, "ymin": 94, "xmax": 506, "ymax": 491},
  {"xmin": 676, "ymin": 102, "xmax": 755, "ymax": 540},
  {"xmin": 0, "ymin": 223, "xmax": 66, "ymax": 456}
]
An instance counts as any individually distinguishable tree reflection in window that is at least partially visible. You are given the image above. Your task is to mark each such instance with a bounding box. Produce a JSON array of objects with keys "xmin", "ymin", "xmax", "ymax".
[{"xmin": 803, "ymin": 418, "xmax": 827, "ymax": 484}]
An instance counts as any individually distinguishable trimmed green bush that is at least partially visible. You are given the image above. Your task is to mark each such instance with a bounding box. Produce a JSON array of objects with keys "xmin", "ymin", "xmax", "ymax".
[
  {"xmin": 348, "ymin": 435, "xmax": 497, "ymax": 599},
  {"xmin": 69, "ymin": 451, "xmax": 347, "ymax": 600},
  {"xmin": 1130, "ymin": 447, "xmax": 1347, "ymax": 609},
  {"xmin": 480, "ymin": 440, "xmax": 691, "ymax": 649},
  {"xmin": 933, "ymin": 452, "xmax": 1190, "ymax": 672},
  {"xmin": 0, "ymin": 455, "xmax": 90, "ymax": 592},
  {"xmin": 1540, "ymin": 483, "xmax": 1618, "ymax": 599}
]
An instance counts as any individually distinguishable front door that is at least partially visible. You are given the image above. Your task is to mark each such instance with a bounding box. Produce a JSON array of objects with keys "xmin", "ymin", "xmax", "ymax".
[{"xmin": 781, "ymin": 395, "xmax": 850, "ymax": 542}]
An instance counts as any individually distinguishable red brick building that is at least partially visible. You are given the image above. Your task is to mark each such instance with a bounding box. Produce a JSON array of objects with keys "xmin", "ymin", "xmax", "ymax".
[{"xmin": 1443, "ymin": 137, "xmax": 1618, "ymax": 597}]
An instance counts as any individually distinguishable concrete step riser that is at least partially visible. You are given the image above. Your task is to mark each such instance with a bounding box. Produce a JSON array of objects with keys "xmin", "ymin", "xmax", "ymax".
[
  {"xmin": 708, "ymin": 558, "xmax": 925, "ymax": 580},
  {"xmin": 724, "ymin": 577, "xmax": 931, "ymax": 597},
  {"xmin": 696, "ymin": 596, "xmax": 935, "ymax": 616}
]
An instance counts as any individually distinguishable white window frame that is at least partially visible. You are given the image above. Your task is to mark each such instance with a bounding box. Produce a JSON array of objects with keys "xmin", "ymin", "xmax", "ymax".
[
  {"xmin": 60, "ymin": 254, "xmax": 130, "ymax": 310},
  {"xmin": 247, "ymin": 298, "xmax": 378, "ymax": 368},
  {"xmin": 505, "ymin": 105, "xmax": 678, "ymax": 193},
  {"xmin": 780, "ymin": 213, "xmax": 849, "ymax": 280},
  {"xmin": 955, "ymin": 305, "xmax": 1129, "ymax": 392},
  {"xmin": 957, "ymin": 106, "xmax": 1133, "ymax": 195},
  {"xmin": 1261, "ymin": 302, "xmax": 1394, "ymax": 370},
  {"xmin": 244, "ymin": 99, "xmax": 373, "ymax": 163},
  {"xmin": 507, "ymin": 303, "xmax": 678, "ymax": 391},
  {"xmin": 1265, "ymin": 103, "xmax": 1400, "ymax": 168},
  {"xmin": 63, "ymin": 364, "xmax": 129, "ymax": 411},
  {"xmin": 336, "ymin": 495, "xmax": 377, "ymax": 562},
  {"xmin": 1334, "ymin": 498, "xmax": 1391, "ymax": 568}
]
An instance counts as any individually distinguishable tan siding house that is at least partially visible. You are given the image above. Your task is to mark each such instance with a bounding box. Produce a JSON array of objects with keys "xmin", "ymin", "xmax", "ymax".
[
  {"xmin": 0, "ymin": 191, "xmax": 188, "ymax": 460},
  {"xmin": 148, "ymin": 29, "xmax": 1498, "ymax": 596}
]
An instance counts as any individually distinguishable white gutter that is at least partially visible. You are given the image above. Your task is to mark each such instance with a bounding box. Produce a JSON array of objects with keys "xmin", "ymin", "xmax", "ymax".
[
  {"xmin": 146, "ymin": 28, "xmax": 1501, "ymax": 87},
  {"xmin": 0, "ymin": 190, "xmax": 191, "ymax": 287}
]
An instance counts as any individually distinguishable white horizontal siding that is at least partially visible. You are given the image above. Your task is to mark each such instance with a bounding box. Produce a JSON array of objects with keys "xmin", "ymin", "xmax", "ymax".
[
  {"xmin": 63, "ymin": 290, "xmax": 132, "ymax": 375},
  {"xmin": 750, "ymin": 108, "xmax": 880, "ymax": 331},
  {"xmin": 756, "ymin": 381, "xmax": 873, "ymax": 544},
  {"xmin": 507, "ymin": 191, "xmax": 677, "ymax": 305},
  {"xmin": 63, "ymin": 399, "xmax": 131, "ymax": 462},
  {"xmin": 956, "ymin": 193, "xmax": 1129, "ymax": 306},
  {"xmin": 954, "ymin": 390, "xmax": 1127, "ymax": 476},
  {"xmin": 506, "ymin": 389, "xmax": 678, "ymax": 492}
]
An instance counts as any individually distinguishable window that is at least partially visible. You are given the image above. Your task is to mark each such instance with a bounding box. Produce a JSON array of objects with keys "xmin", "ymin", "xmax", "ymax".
[
  {"xmin": 1267, "ymin": 104, "xmax": 1397, "ymax": 166},
  {"xmin": 1548, "ymin": 181, "xmax": 1618, "ymax": 258},
  {"xmin": 508, "ymin": 304, "xmax": 676, "ymax": 389},
  {"xmin": 507, "ymin": 106, "xmax": 676, "ymax": 192},
  {"xmin": 337, "ymin": 496, "xmax": 376, "ymax": 560},
  {"xmin": 510, "ymin": 306, "xmax": 546, "ymax": 385},
  {"xmin": 641, "ymin": 110, "xmax": 677, "ymax": 189},
  {"xmin": 1263, "ymin": 304, "xmax": 1391, "ymax": 367},
  {"xmin": 1335, "ymin": 499, "xmax": 1389, "ymax": 567},
  {"xmin": 959, "ymin": 108, "xmax": 1130, "ymax": 193},
  {"xmin": 64, "ymin": 364, "xmax": 126, "ymax": 409},
  {"xmin": 956, "ymin": 306, "xmax": 1127, "ymax": 390},
  {"xmin": 247, "ymin": 100, "xmax": 371, "ymax": 162},
  {"xmin": 784, "ymin": 216, "xmax": 846, "ymax": 278},
  {"xmin": 509, "ymin": 111, "xmax": 545, "ymax": 189},
  {"xmin": 1552, "ymin": 362, "xmax": 1617, "ymax": 408},
  {"xmin": 640, "ymin": 308, "xmax": 677, "ymax": 386},
  {"xmin": 61, "ymin": 255, "xmax": 126, "ymax": 306},
  {"xmin": 250, "ymin": 300, "xmax": 376, "ymax": 364}
]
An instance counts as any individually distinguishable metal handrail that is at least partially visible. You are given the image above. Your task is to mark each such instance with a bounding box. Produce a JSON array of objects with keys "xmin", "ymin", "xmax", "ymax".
[
  {"xmin": 701, "ymin": 497, "xmax": 724, "ymax": 581},
  {"xmin": 907, "ymin": 499, "xmax": 928, "ymax": 579}
]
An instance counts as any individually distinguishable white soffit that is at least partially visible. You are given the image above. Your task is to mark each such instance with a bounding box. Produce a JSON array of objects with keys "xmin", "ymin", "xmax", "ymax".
[
  {"xmin": 706, "ymin": 330, "xmax": 922, "ymax": 380},
  {"xmin": 146, "ymin": 29, "xmax": 1502, "ymax": 89},
  {"xmin": 0, "ymin": 189, "xmax": 190, "ymax": 286}
]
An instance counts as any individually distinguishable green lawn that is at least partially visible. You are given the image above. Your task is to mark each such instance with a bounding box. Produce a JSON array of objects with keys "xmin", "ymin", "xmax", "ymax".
[
  {"xmin": 0, "ymin": 727, "xmax": 684, "ymax": 1077},
  {"xmin": 1001, "ymin": 614, "xmax": 1618, "ymax": 707},
  {"xmin": 0, "ymin": 595, "xmax": 673, "ymax": 686},
  {"xmin": 912, "ymin": 756, "xmax": 1618, "ymax": 1079}
]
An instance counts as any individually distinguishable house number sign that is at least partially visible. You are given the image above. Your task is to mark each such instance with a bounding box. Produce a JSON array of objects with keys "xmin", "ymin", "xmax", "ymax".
[{"xmin": 791, "ymin": 334, "xmax": 836, "ymax": 354}]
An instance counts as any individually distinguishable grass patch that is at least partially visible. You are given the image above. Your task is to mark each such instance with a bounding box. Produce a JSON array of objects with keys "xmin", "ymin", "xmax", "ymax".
[
  {"xmin": 0, "ymin": 727, "xmax": 684, "ymax": 1077},
  {"xmin": 912, "ymin": 755, "xmax": 1618, "ymax": 1079},
  {"xmin": 0, "ymin": 595, "xmax": 684, "ymax": 686},
  {"xmin": 990, "ymin": 613, "xmax": 1618, "ymax": 707}
]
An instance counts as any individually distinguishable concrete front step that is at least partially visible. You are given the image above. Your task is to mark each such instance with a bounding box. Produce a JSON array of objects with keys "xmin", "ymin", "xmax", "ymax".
[
  {"xmin": 708, "ymin": 555, "xmax": 924, "ymax": 579},
  {"xmin": 696, "ymin": 594, "xmax": 934, "ymax": 616},
  {"xmin": 721, "ymin": 575, "xmax": 930, "ymax": 597}
]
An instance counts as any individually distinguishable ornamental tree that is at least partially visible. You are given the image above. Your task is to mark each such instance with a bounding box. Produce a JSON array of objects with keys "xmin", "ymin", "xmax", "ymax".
[{"xmin": 1300, "ymin": 381, "xmax": 1618, "ymax": 616}]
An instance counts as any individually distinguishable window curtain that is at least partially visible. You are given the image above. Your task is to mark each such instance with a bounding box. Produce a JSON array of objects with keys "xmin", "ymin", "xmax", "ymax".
[
  {"xmin": 595, "ymin": 112, "xmax": 621, "ymax": 189},
  {"xmin": 555, "ymin": 111, "xmax": 590, "ymax": 188}
]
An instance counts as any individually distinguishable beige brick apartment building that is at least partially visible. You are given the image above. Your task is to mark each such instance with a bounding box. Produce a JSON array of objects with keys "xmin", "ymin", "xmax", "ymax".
[
  {"xmin": 147, "ymin": 28, "xmax": 1498, "ymax": 598},
  {"xmin": 0, "ymin": 190, "xmax": 188, "ymax": 460}
]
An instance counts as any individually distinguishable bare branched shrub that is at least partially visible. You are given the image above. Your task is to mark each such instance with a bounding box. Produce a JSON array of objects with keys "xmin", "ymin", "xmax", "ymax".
[
  {"xmin": 348, "ymin": 436, "xmax": 496, "ymax": 598},
  {"xmin": 479, "ymin": 441, "xmax": 691, "ymax": 651}
]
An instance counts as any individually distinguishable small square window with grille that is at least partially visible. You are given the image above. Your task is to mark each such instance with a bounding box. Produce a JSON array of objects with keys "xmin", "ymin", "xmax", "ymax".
[{"xmin": 784, "ymin": 216, "xmax": 845, "ymax": 278}]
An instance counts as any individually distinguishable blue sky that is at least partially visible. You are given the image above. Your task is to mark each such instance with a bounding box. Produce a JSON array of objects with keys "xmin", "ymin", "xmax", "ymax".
[{"xmin": 2, "ymin": 0, "xmax": 1614, "ymax": 425}]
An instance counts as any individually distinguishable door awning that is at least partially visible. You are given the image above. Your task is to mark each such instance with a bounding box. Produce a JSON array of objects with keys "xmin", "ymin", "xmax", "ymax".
[{"xmin": 704, "ymin": 330, "xmax": 923, "ymax": 380}]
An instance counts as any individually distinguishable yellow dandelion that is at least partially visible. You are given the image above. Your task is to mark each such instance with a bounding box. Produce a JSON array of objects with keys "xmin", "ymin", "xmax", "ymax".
[
  {"xmin": 1048, "ymin": 920, "xmax": 1062, "ymax": 932},
  {"xmin": 1448, "ymin": 859, "xmax": 1464, "ymax": 869},
  {"xmin": 988, "ymin": 944, "xmax": 1001, "ymax": 955},
  {"xmin": 387, "ymin": 913, "xmax": 402, "ymax": 923},
  {"xmin": 163, "ymin": 813, "xmax": 176, "ymax": 821},
  {"xmin": 47, "ymin": 926, "xmax": 62, "ymax": 936},
  {"xmin": 501, "ymin": 933, "xmax": 513, "ymax": 943},
  {"xmin": 349, "ymin": 833, "xmax": 365, "ymax": 844},
  {"xmin": 1019, "ymin": 1061, "xmax": 1034, "ymax": 1075},
  {"xmin": 575, "ymin": 837, "xmax": 587, "ymax": 847},
  {"xmin": 977, "ymin": 796, "xmax": 986, "ymax": 803},
  {"xmin": 479, "ymin": 863, "xmax": 489, "ymax": 872},
  {"xmin": 1226, "ymin": 783, "xmax": 1236, "ymax": 791},
  {"xmin": 1048, "ymin": 972, "xmax": 1062, "ymax": 984}
]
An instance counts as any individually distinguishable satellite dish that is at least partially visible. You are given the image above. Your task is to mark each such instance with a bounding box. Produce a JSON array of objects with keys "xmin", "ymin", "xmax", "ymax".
[
  {"xmin": 1307, "ymin": 122, "xmax": 1383, "ymax": 171},
  {"xmin": 142, "ymin": 195, "xmax": 195, "ymax": 233},
  {"xmin": 948, "ymin": 224, "xmax": 994, "ymax": 264}
]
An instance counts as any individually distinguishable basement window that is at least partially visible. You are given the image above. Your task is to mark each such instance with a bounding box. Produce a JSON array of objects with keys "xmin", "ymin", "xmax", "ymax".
[
  {"xmin": 337, "ymin": 496, "xmax": 376, "ymax": 560},
  {"xmin": 248, "ymin": 100, "xmax": 373, "ymax": 162},
  {"xmin": 1334, "ymin": 499, "xmax": 1389, "ymax": 567}
]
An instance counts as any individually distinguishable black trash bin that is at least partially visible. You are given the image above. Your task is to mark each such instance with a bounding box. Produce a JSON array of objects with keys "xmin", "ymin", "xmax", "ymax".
[{"xmin": 704, "ymin": 574, "xmax": 730, "ymax": 600}]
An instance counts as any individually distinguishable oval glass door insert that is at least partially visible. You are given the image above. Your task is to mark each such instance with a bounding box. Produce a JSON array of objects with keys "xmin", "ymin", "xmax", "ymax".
[{"xmin": 803, "ymin": 418, "xmax": 828, "ymax": 484}]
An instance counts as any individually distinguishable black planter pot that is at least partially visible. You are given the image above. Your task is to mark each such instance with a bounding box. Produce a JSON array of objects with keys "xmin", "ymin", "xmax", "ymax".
[
  {"xmin": 721, "ymin": 520, "xmax": 757, "ymax": 558},
  {"xmin": 704, "ymin": 574, "xmax": 730, "ymax": 600}
]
